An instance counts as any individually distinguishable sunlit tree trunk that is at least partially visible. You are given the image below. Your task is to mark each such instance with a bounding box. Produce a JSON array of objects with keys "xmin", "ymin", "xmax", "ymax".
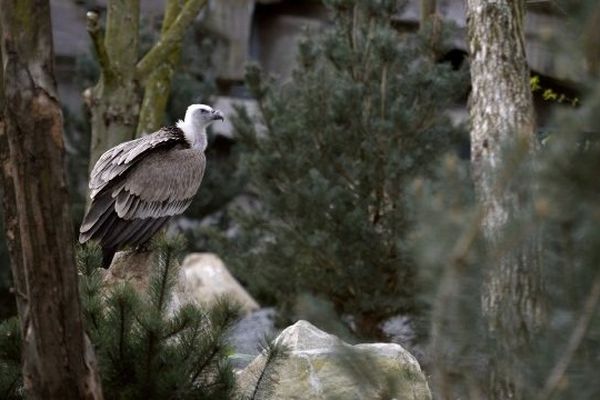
[
  {"xmin": 583, "ymin": 2, "xmax": 600, "ymax": 77},
  {"xmin": 0, "ymin": 1, "xmax": 103, "ymax": 398},
  {"xmin": 466, "ymin": 0, "xmax": 542, "ymax": 397}
]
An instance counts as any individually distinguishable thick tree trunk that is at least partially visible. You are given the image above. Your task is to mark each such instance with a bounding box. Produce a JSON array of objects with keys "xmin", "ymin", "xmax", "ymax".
[
  {"xmin": 466, "ymin": 0, "xmax": 542, "ymax": 397},
  {"xmin": 0, "ymin": 1, "xmax": 103, "ymax": 398},
  {"xmin": 583, "ymin": 2, "xmax": 600, "ymax": 77}
]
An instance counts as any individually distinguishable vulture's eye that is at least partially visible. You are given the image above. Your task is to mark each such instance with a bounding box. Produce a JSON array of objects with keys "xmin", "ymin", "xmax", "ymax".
[{"xmin": 201, "ymin": 109, "xmax": 209, "ymax": 114}]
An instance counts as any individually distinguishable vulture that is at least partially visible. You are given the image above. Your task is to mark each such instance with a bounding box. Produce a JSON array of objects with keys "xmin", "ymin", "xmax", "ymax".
[{"xmin": 79, "ymin": 104, "xmax": 224, "ymax": 267}]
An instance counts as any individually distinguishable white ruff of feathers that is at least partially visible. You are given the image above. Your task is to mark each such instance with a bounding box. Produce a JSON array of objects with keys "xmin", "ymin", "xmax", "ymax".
[{"xmin": 176, "ymin": 107, "xmax": 208, "ymax": 152}]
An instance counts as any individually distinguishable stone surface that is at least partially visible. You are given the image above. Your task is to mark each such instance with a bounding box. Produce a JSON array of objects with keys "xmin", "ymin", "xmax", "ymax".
[
  {"xmin": 237, "ymin": 320, "xmax": 432, "ymax": 400},
  {"xmin": 103, "ymin": 251, "xmax": 259, "ymax": 315},
  {"xmin": 101, "ymin": 250, "xmax": 155, "ymax": 294},
  {"xmin": 203, "ymin": 0, "xmax": 255, "ymax": 81},
  {"xmin": 227, "ymin": 307, "xmax": 278, "ymax": 369},
  {"xmin": 179, "ymin": 253, "xmax": 260, "ymax": 314}
]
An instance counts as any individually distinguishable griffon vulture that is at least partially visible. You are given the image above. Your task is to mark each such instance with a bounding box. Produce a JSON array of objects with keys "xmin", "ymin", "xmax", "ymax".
[{"xmin": 79, "ymin": 104, "xmax": 224, "ymax": 267}]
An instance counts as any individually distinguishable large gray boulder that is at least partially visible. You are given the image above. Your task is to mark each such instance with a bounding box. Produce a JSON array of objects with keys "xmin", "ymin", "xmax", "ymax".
[
  {"xmin": 237, "ymin": 320, "xmax": 432, "ymax": 400},
  {"xmin": 178, "ymin": 253, "xmax": 259, "ymax": 315}
]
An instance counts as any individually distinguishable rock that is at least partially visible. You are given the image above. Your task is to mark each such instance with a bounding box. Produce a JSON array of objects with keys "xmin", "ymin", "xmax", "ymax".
[
  {"xmin": 237, "ymin": 320, "xmax": 432, "ymax": 400},
  {"xmin": 103, "ymin": 251, "xmax": 259, "ymax": 315},
  {"xmin": 101, "ymin": 250, "xmax": 154, "ymax": 294},
  {"xmin": 179, "ymin": 253, "xmax": 259, "ymax": 315},
  {"xmin": 227, "ymin": 307, "xmax": 278, "ymax": 369}
]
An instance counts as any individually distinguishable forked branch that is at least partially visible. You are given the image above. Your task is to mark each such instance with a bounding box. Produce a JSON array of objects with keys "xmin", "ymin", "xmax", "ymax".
[{"xmin": 136, "ymin": 0, "xmax": 207, "ymax": 81}]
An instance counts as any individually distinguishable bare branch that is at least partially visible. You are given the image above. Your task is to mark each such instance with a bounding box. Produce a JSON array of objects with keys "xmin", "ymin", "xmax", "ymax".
[
  {"xmin": 86, "ymin": 10, "xmax": 113, "ymax": 80},
  {"xmin": 136, "ymin": 0, "xmax": 207, "ymax": 81}
]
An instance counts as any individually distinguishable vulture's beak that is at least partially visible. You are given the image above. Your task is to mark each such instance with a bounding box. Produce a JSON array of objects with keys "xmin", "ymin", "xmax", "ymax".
[{"xmin": 212, "ymin": 110, "xmax": 224, "ymax": 121}]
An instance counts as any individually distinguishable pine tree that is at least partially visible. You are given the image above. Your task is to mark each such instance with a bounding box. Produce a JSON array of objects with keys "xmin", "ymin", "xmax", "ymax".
[
  {"xmin": 218, "ymin": 0, "xmax": 468, "ymax": 337},
  {"xmin": 0, "ymin": 236, "xmax": 240, "ymax": 399},
  {"xmin": 77, "ymin": 236, "xmax": 240, "ymax": 400},
  {"xmin": 413, "ymin": 90, "xmax": 600, "ymax": 400}
]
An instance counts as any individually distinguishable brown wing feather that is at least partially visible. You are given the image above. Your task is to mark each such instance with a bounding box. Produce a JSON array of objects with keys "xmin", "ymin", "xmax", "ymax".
[
  {"xmin": 89, "ymin": 127, "xmax": 185, "ymax": 199},
  {"xmin": 129, "ymin": 217, "xmax": 171, "ymax": 247},
  {"xmin": 114, "ymin": 148, "xmax": 205, "ymax": 220},
  {"xmin": 79, "ymin": 126, "xmax": 203, "ymax": 259}
]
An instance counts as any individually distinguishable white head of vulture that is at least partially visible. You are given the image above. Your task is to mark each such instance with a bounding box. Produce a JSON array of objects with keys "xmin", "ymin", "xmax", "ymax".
[{"xmin": 79, "ymin": 103, "xmax": 224, "ymax": 267}]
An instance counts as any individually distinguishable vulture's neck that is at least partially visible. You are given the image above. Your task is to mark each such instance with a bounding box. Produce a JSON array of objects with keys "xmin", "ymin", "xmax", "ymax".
[{"xmin": 176, "ymin": 119, "xmax": 207, "ymax": 151}]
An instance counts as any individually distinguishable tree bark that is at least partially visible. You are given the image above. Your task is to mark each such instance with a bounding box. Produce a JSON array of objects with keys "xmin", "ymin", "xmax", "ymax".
[
  {"xmin": 466, "ymin": 0, "xmax": 542, "ymax": 397},
  {"xmin": 0, "ymin": 1, "xmax": 103, "ymax": 398},
  {"xmin": 87, "ymin": 0, "xmax": 141, "ymax": 170},
  {"xmin": 583, "ymin": 2, "xmax": 600, "ymax": 77}
]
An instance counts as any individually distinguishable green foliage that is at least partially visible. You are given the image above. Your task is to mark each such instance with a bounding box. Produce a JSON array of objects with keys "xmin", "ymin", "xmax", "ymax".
[
  {"xmin": 530, "ymin": 75, "xmax": 579, "ymax": 107},
  {"xmin": 76, "ymin": 236, "xmax": 240, "ymax": 400},
  {"xmin": 0, "ymin": 237, "xmax": 240, "ymax": 399},
  {"xmin": 411, "ymin": 58, "xmax": 600, "ymax": 400},
  {"xmin": 217, "ymin": 0, "xmax": 467, "ymax": 337},
  {"xmin": 239, "ymin": 339, "xmax": 289, "ymax": 400}
]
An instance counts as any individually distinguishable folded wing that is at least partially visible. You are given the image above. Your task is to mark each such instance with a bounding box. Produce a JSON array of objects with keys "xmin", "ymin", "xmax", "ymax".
[{"xmin": 80, "ymin": 128, "xmax": 205, "ymax": 259}]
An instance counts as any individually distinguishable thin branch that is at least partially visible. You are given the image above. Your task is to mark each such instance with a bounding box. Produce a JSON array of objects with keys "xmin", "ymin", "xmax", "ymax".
[
  {"xmin": 537, "ymin": 270, "xmax": 600, "ymax": 400},
  {"xmin": 86, "ymin": 10, "xmax": 112, "ymax": 80},
  {"xmin": 136, "ymin": 0, "xmax": 207, "ymax": 81}
]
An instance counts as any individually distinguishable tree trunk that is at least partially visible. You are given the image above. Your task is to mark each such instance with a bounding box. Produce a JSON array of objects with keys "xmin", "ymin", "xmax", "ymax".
[
  {"xmin": 87, "ymin": 0, "xmax": 141, "ymax": 170},
  {"xmin": 0, "ymin": 1, "xmax": 103, "ymax": 398},
  {"xmin": 583, "ymin": 2, "xmax": 600, "ymax": 77},
  {"xmin": 466, "ymin": 0, "xmax": 542, "ymax": 397}
]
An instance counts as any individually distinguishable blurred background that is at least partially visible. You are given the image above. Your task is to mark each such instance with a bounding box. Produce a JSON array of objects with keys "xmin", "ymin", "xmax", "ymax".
[
  {"xmin": 1, "ymin": 0, "xmax": 578, "ymax": 321},
  {"xmin": 1, "ymin": 0, "xmax": 599, "ymax": 398}
]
